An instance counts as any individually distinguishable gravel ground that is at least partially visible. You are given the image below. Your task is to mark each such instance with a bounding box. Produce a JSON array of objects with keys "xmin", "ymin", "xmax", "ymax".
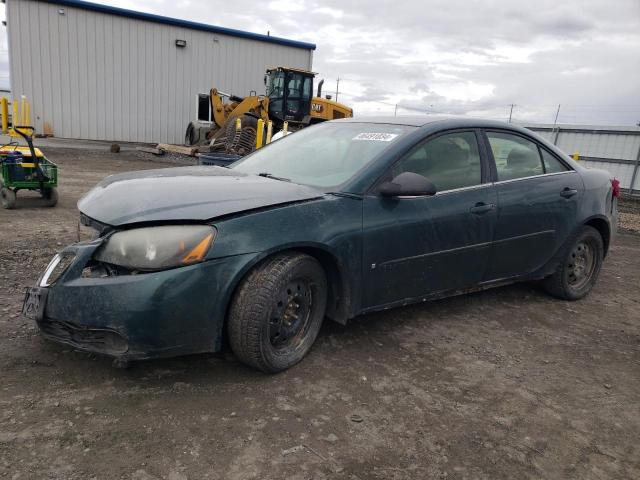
[
  {"xmin": 1, "ymin": 147, "xmax": 639, "ymax": 479},
  {"xmin": 619, "ymin": 196, "xmax": 640, "ymax": 233}
]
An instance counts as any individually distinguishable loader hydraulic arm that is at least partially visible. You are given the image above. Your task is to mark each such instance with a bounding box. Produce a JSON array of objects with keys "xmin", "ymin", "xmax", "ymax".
[{"xmin": 209, "ymin": 89, "xmax": 270, "ymax": 129}]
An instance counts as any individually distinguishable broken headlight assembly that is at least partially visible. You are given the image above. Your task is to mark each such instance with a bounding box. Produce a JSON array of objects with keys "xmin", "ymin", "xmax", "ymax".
[{"xmin": 94, "ymin": 225, "xmax": 216, "ymax": 271}]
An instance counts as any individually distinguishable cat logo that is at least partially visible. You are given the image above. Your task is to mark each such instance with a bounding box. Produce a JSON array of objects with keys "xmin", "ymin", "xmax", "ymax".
[{"xmin": 311, "ymin": 103, "xmax": 323, "ymax": 113}]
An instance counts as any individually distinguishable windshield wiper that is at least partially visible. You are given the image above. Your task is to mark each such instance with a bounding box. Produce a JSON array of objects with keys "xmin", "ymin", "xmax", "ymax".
[
  {"xmin": 326, "ymin": 191, "xmax": 363, "ymax": 199},
  {"xmin": 258, "ymin": 172, "xmax": 291, "ymax": 182}
]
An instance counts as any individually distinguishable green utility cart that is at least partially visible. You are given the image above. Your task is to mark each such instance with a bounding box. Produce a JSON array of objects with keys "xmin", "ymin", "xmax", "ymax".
[{"xmin": 0, "ymin": 126, "xmax": 58, "ymax": 209}]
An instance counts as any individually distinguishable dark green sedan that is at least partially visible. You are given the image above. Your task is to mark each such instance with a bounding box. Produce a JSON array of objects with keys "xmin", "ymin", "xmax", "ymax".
[{"xmin": 23, "ymin": 117, "xmax": 619, "ymax": 372}]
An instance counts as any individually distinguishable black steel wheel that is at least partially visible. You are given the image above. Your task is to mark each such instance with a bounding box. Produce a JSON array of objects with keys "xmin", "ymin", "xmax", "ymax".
[
  {"xmin": 1, "ymin": 181, "xmax": 16, "ymax": 209},
  {"xmin": 543, "ymin": 225, "xmax": 604, "ymax": 300},
  {"xmin": 228, "ymin": 252, "xmax": 327, "ymax": 373},
  {"xmin": 269, "ymin": 279, "xmax": 314, "ymax": 350}
]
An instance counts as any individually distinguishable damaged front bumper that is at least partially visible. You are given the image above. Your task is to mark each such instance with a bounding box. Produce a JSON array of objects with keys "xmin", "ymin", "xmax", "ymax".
[{"xmin": 27, "ymin": 239, "xmax": 256, "ymax": 361}]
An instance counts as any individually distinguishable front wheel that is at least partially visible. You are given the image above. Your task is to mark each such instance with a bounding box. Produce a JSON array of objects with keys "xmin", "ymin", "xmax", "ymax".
[
  {"xmin": 543, "ymin": 226, "xmax": 604, "ymax": 300},
  {"xmin": 1, "ymin": 182, "xmax": 17, "ymax": 209},
  {"xmin": 228, "ymin": 252, "xmax": 327, "ymax": 373}
]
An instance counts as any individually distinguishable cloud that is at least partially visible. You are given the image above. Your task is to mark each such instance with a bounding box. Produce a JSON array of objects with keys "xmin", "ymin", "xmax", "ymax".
[{"xmin": 1, "ymin": 0, "xmax": 638, "ymax": 124}]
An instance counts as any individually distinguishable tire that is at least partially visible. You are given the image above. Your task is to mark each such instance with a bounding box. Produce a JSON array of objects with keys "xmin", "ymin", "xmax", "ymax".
[
  {"xmin": 1, "ymin": 183, "xmax": 17, "ymax": 209},
  {"xmin": 543, "ymin": 225, "xmax": 604, "ymax": 300},
  {"xmin": 224, "ymin": 114, "xmax": 258, "ymax": 155},
  {"xmin": 42, "ymin": 187, "xmax": 58, "ymax": 207},
  {"xmin": 184, "ymin": 122, "xmax": 199, "ymax": 146},
  {"xmin": 228, "ymin": 252, "xmax": 327, "ymax": 373}
]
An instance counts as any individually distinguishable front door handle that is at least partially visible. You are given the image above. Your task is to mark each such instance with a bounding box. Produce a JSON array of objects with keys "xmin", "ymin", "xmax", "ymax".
[
  {"xmin": 560, "ymin": 188, "xmax": 578, "ymax": 198},
  {"xmin": 469, "ymin": 202, "xmax": 495, "ymax": 215}
]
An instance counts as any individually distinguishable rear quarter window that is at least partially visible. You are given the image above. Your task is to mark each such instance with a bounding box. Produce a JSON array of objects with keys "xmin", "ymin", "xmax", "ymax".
[{"xmin": 540, "ymin": 148, "xmax": 570, "ymax": 173}]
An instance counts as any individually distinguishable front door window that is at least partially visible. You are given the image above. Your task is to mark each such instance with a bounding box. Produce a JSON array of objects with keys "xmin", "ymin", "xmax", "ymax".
[{"xmin": 391, "ymin": 131, "xmax": 482, "ymax": 192}]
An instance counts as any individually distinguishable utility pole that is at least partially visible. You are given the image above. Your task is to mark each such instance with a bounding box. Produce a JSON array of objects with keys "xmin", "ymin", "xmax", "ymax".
[
  {"xmin": 508, "ymin": 104, "xmax": 515, "ymax": 123},
  {"xmin": 553, "ymin": 104, "xmax": 561, "ymax": 125},
  {"xmin": 335, "ymin": 77, "xmax": 340, "ymax": 102},
  {"xmin": 394, "ymin": 104, "xmax": 398, "ymax": 116}
]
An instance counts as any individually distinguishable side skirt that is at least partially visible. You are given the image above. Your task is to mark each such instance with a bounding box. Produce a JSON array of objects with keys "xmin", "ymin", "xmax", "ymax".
[{"xmin": 357, "ymin": 274, "xmax": 544, "ymax": 317}]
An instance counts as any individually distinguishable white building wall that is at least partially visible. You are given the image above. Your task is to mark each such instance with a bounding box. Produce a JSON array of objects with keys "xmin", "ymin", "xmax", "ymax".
[{"xmin": 6, "ymin": 0, "xmax": 313, "ymax": 144}]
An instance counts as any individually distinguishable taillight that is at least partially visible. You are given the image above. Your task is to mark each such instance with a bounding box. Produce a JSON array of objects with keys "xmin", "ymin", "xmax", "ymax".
[{"xmin": 611, "ymin": 178, "xmax": 620, "ymax": 198}]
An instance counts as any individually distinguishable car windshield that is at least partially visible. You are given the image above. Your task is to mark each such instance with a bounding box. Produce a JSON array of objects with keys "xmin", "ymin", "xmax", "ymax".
[{"xmin": 232, "ymin": 122, "xmax": 414, "ymax": 189}]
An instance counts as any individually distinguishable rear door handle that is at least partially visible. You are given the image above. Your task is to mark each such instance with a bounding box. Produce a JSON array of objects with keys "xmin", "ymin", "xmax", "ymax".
[
  {"xmin": 469, "ymin": 202, "xmax": 495, "ymax": 215},
  {"xmin": 560, "ymin": 188, "xmax": 578, "ymax": 198}
]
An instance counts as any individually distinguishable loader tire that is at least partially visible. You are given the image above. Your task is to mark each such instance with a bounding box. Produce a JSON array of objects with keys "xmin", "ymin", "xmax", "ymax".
[
  {"xmin": 184, "ymin": 122, "xmax": 199, "ymax": 146},
  {"xmin": 224, "ymin": 114, "xmax": 258, "ymax": 155}
]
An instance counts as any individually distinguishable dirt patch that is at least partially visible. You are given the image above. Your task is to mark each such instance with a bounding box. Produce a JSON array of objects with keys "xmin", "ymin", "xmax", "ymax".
[
  {"xmin": 1, "ymin": 147, "xmax": 639, "ymax": 479},
  {"xmin": 619, "ymin": 196, "xmax": 640, "ymax": 233}
]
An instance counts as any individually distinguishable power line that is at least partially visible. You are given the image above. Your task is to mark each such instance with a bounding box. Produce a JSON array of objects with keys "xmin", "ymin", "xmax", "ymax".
[
  {"xmin": 334, "ymin": 89, "xmax": 640, "ymax": 113},
  {"xmin": 335, "ymin": 89, "xmax": 640, "ymax": 125}
]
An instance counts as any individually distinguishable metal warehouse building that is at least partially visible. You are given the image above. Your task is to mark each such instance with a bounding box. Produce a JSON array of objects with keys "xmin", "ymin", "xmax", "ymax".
[{"xmin": 6, "ymin": 0, "xmax": 315, "ymax": 144}]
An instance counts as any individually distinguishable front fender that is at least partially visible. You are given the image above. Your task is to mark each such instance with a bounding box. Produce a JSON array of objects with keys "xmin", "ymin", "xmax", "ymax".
[{"xmin": 207, "ymin": 196, "xmax": 364, "ymax": 326}]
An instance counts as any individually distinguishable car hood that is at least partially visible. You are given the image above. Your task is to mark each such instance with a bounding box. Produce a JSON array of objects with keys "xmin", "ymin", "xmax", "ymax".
[{"xmin": 78, "ymin": 166, "xmax": 324, "ymax": 226}]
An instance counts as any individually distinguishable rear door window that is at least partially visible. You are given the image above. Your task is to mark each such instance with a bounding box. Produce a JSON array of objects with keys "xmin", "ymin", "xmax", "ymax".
[{"xmin": 487, "ymin": 132, "xmax": 543, "ymax": 181}]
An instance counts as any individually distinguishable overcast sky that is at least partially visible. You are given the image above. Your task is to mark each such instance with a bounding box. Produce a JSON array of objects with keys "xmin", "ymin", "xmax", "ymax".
[{"xmin": 1, "ymin": 0, "xmax": 639, "ymax": 125}]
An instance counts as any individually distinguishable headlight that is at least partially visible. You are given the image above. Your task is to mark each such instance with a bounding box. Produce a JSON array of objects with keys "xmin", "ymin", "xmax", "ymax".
[{"xmin": 94, "ymin": 225, "xmax": 216, "ymax": 271}]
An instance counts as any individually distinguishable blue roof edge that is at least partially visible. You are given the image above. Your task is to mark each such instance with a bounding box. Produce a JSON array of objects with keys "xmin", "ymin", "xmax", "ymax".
[{"xmin": 39, "ymin": 0, "xmax": 317, "ymax": 50}]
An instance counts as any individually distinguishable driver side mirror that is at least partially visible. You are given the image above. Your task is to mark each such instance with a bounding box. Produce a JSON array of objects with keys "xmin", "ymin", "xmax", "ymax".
[{"xmin": 379, "ymin": 172, "xmax": 437, "ymax": 197}]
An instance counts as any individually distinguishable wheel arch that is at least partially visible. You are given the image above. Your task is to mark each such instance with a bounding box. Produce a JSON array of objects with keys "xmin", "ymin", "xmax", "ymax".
[
  {"xmin": 221, "ymin": 243, "xmax": 352, "ymax": 339},
  {"xmin": 583, "ymin": 215, "xmax": 611, "ymax": 257},
  {"xmin": 533, "ymin": 215, "xmax": 611, "ymax": 280}
]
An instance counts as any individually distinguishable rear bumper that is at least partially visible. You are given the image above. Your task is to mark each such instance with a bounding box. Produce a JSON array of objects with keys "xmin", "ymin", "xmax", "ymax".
[{"xmin": 35, "ymin": 240, "xmax": 257, "ymax": 361}]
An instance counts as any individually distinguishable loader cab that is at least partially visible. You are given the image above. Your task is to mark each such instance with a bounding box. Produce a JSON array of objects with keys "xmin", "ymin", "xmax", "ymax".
[{"xmin": 265, "ymin": 68, "xmax": 314, "ymax": 125}]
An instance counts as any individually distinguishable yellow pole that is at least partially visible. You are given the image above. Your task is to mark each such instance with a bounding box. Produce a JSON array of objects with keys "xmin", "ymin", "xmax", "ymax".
[
  {"xmin": 11, "ymin": 100, "xmax": 19, "ymax": 136},
  {"xmin": 20, "ymin": 95, "xmax": 26, "ymax": 125},
  {"xmin": 266, "ymin": 120, "xmax": 273, "ymax": 144},
  {"xmin": 1, "ymin": 97, "xmax": 8, "ymax": 133},
  {"xmin": 283, "ymin": 121, "xmax": 288, "ymax": 135},
  {"xmin": 24, "ymin": 98, "xmax": 30, "ymax": 126},
  {"xmin": 12, "ymin": 100, "xmax": 18, "ymax": 126},
  {"xmin": 255, "ymin": 119, "xmax": 264, "ymax": 149}
]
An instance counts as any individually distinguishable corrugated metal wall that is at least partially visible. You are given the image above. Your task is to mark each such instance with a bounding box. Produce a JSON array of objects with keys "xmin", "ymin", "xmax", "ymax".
[
  {"xmin": 6, "ymin": 0, "xmax": 313, "ymax": 144},
  {"xmin": 527, "ymin": 125, "xmax": 640, "ymax": 193}
]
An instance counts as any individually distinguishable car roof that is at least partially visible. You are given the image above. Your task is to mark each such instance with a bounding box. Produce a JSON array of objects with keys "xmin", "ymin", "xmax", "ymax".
[
  {"xmin": 336, "ymin": 115, "xmax": 447, "ymax": 127},
  {"xmin": 335, "ymin": 115, "xmax": 518, "ymax": 130}
]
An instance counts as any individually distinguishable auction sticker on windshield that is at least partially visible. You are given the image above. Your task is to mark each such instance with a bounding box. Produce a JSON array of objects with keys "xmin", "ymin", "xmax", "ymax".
[{"xmin": 352, "ymin": 132, "xmax": 399, "ymax": 142}]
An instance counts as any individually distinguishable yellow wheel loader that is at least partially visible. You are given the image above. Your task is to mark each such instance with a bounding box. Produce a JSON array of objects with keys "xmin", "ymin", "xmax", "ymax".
[{"xmin": 185, "ymin": 67, "xmax": 353, "ymax": 155}]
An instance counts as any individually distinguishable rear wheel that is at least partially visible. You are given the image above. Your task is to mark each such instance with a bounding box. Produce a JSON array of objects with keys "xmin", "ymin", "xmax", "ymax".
[
  {"xmin": 543, "ymin": 226, "xmax": 603, "ymax": 300},
  {"xmin": 1, "ymin": 181, "xmax": 16, "ymax": 209},
  {"xmin": 42, "ymin": 187, "xmax": 58, "ymax": 207},
  {"xmin": 228, "ymin": 252, "xmax": 327, "ymax": 373}
]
